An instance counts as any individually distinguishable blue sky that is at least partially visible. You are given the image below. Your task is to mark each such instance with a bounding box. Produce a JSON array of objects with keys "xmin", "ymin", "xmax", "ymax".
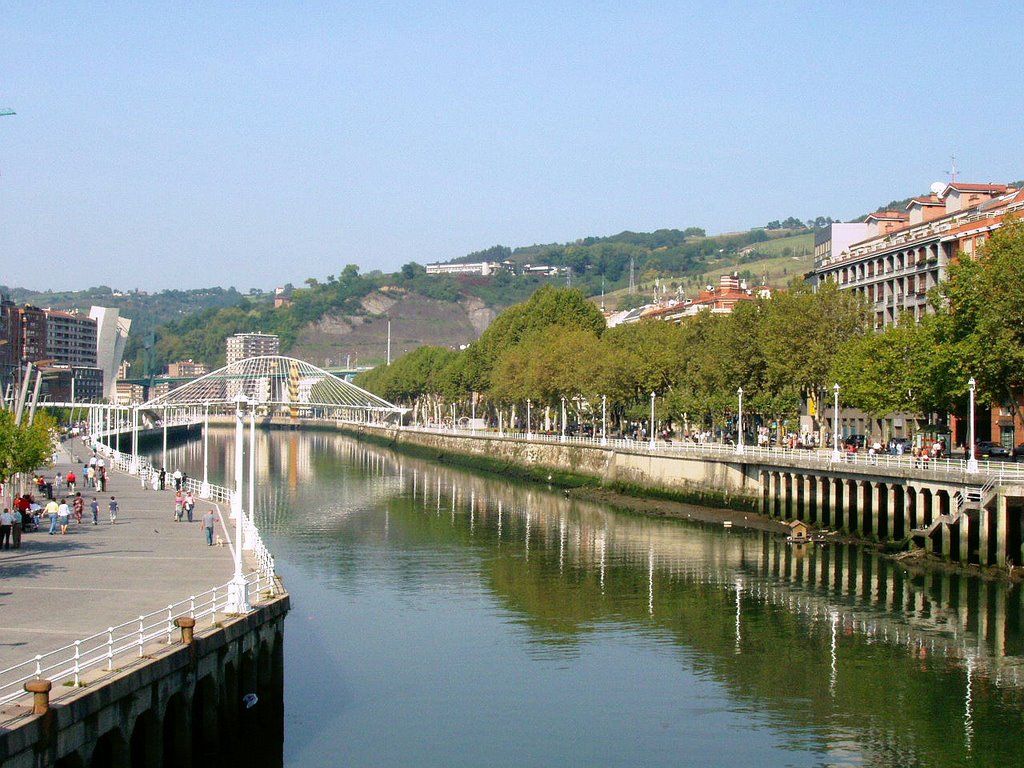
[{"xmin": 2, "ymin": 1, "xmax": 1022, "ymax": 291}]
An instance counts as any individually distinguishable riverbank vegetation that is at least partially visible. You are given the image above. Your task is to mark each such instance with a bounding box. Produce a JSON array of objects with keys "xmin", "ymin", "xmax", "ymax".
[{"xmin": 358, "ymin": 218, "xmax": 1024, "ymax": 438}]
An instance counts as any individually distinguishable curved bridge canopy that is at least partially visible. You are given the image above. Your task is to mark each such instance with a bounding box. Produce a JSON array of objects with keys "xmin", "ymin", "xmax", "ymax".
[{"xmin": 143, "ymin": 355, "xmax": 403, "ymax": 419}]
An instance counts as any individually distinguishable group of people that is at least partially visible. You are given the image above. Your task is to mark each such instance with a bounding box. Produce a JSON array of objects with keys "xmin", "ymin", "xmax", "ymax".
[
  {"xmin": 0, "ymin": 492, "xmax": 120, "ymax": 548},
  {"xmin": 173, "ymin": 490, "xmax": 197, "ymax": 522}
]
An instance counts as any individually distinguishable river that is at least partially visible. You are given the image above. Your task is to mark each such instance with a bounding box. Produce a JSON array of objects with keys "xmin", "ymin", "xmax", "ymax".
[{"xmin": 152, "ymin": 428, "xmax": 1024, "ymax": 767}]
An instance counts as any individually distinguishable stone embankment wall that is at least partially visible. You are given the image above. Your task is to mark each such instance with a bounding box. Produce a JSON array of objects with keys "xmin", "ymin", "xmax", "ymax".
[
  {"xmin": 339, "ymin": 424, "xmax": 762, "ymax": 511},
  {"xmin": 0, "ymin": 594, "xmax": 289, "ymax": 768}
]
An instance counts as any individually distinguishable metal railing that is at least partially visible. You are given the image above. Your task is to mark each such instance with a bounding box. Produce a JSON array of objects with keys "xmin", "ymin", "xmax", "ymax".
[
  {"xmin": 0, "ymin": 569, "xmax": 278, "ymax": 707},
  {"xmin": 380, "ymin": 422, "xmax": 1024, "ymax": 483}
]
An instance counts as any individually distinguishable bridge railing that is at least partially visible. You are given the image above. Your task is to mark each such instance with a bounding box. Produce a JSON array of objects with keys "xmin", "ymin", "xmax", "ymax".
[
  {"xmin": 376, "ymin": 422, "xmax": 1024, "ymax": 483},
  {"xmin": 0, "ymin": 568, "xmax": 278, "ymax": 708}
]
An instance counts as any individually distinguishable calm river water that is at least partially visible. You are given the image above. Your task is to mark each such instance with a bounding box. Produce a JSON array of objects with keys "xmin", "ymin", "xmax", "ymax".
[{"xmin": 154, "ymin": 429, "xmax": 1024, "ymax": 767}]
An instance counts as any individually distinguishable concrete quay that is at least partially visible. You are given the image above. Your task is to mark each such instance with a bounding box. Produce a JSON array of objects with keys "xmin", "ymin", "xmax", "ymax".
[{"xmin": 0, "ymin": 437, "xmax": 235, "ymax": 673}]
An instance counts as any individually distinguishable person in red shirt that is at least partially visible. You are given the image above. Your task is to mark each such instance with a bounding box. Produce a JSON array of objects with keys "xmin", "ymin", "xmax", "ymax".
[{"xmin": 66, "ymin": 470, "xmax": 77, "ymax": 493}]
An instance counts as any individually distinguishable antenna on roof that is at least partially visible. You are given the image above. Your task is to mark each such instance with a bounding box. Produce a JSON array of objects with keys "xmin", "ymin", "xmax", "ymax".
[{"xmin": 946, "ymin": 155, "xmax": 958, "ymax": 183}]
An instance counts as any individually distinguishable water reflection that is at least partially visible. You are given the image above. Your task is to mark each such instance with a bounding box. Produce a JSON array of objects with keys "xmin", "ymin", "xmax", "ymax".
[{"xmin": 153, "ymin": 430, "xmax": 1024, "ymax": 767}]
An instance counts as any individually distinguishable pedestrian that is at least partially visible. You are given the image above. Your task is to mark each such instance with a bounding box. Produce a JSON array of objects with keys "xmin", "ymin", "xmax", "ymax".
[
  {"xmin": 87, "ymin": 464, "xmax": 96, "ymax": 489},
  {"xmin": 159, "ymin": 467, "xmax": 166, "ymax": 491},
  {"xmin": 174, "ymin": 491, "xmax": 183, "ymax": 522},
  {"xmin": 90, "ymin": 496, "xmax": 100, "ymax": 525},
  {"xmin": 66, "ymin": 470, "xmax": 76, "ymax": 493},
  {"xmin": 46, "ymin": 498, "xmax": 59, "ymax": 534},
  {"xmin": 12, "ymin": 503, "xmax": 24, "ymax": 548},
  {"xmin": 185, "ymin": 491, "xmax": 195, "ymax": 523},
  {"xmin": 173, "ymin": 469, "xmax": 182, "ymax": 491},
  {"xmin": 0, "ymin": 508, "xmax": 13, "ymax": 550},
  {"xmin": 55, "ymin": 472, "xmax": 64, "ymax": 491},
  {"xmin": 108, "ymin": 496, "xmax": 119, "ymax": 524},
  {"xmin": 202, "ymin": 508, "xmax": 218, "ymax": 546},
  {"xmin": 99, "ymin": 466, "xmax": 107, "ymax": 492},
  {"xmin": 72, "ymin": 492, "xmax": 84, "ymax": 524},
  {"xmin": 58, "ymin": 499, "xmax": 70, "ymax": 534}
]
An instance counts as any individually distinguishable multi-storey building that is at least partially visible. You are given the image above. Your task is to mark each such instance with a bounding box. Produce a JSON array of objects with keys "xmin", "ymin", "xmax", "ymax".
[
  {"xmin": 811, "ymin": 182, "xmax": 1022, "ymax": 328},
  {"xmin": 45, "ymin": 311, "xmax": 98, "ymax": 367},
  {"xmin": 167, "ymin": 359, "xmax": 208, "ymax": 378},
  {"xmin": 226, "ymin": 332, "xmax": 280, "ymax": 364}
]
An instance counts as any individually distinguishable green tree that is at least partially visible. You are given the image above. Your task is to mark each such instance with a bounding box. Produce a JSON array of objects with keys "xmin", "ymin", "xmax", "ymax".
[{"xmin": 0, "ymin": 410, "xmax": 57, "ymax": 484}]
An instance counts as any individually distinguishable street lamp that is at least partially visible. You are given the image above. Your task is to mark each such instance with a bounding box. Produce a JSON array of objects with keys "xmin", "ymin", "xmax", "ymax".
[
  {"xmin": 601, "ymin": 395, "xmax": 607, "ymax": 446},
  {"xmin": 967, "ymin": 377, "xmax": 979, "ymax": 473},
  {"xmin": 561, "ymin": 395, "xmax": 567, "ymax": 442},
  {"xmin": 736, "ymin": 387, "xmax": 744, "ymax": 455},
  {"xmin": 649, "ymin": 392, "xmax": 656, "ymax": 449},
  {"xmin": 226, "ymin": 395, "xmax": 250, "ymax": 614},
  {"xmin": 527, "ymin": 399, "xmax": 532, "ymax": 440},
  {"xmin": 832, "ymin": 383, "xmax": 842, "ymax": 462},
  {"xmin": 201, "ymin": 401, "xmax": 210, "ymax": 498}
]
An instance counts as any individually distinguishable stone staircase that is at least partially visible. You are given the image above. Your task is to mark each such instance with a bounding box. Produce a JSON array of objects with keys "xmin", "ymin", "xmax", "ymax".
[{"xmin": 910, "ymin": 477, "xmax": 996, "ymax": 543}]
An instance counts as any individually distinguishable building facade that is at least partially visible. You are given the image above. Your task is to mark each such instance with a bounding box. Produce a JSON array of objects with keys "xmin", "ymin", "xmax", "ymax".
[
  {"xmin": 812, "ymin": 183, "xmax": 1022, "ymax": 328},
  {"xmin": 226, "ymin": 332, "xmax": 280, "ymax": 364},
  {"xmin": 45, "ymin": 311, "xmax": 98, "ymax": 367}
]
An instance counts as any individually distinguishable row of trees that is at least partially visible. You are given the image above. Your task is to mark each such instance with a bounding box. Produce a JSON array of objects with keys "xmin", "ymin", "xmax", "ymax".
[
  {"xmin": 0, "ymin": 409, "xmax": 57, "ymax": 490},
  {"xmin": 358, "ymin": 217, "xmax": 1024, "ymax": 439}
]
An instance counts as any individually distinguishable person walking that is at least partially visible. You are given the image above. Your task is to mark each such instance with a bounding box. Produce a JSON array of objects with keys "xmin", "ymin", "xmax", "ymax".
[
  {"xmin": 202, "ymin": 508, "xmax": 218, "ymax": 546},
  {"xmin": 0, "ymin": 508, "xmax": 13, "ymax": 550},
  {"xmin": 174, "ymin": 491, "xmax": 184, "ymax": 522},
  {"xmin": 12, "ymin": 504, "xmax": 24, "ymax": 548},
  {"xmin": 90, "ymin": 496, "xmax": 100, "ymax": 525},
  {"xmin": 173, "ymin": 468, "xmax": 183, "ymax": 491},
  {"xmin": 72, "ymin": 492, "xmax": 84, "ymax": 524},
  {"xmin": 66, "ymin": 470, "xmax": 77, "ymax": 493},
  {"xmin": 185, "ymin": 491, "xmax": 196, "ymax": 523},
  {"xmin": 108, "ymin": 496, "xmax": 119, "ymax": 524},
  {"xmin": 58, "ymin": 499, "xmax": 71, "ymax": 534},
  {"xmin": 87, "ymin": 464, "xmax": 96, "ymax": 489},
  {"xmin": 99, "ymin": 466, "xmax": 107, "ymax": 492},
  {"xmin": 159, "ymin": 467, "xmax": 166, "ymax": 491},
  {"xmin": 46, "ymin": 498, "xmax": 59, "ymax": 534}
]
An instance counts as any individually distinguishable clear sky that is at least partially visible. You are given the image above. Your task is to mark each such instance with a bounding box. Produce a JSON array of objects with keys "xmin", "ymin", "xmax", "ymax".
[{"xmin": 2, "ymin": 1, "xmax": 1022, "ymax": 292}]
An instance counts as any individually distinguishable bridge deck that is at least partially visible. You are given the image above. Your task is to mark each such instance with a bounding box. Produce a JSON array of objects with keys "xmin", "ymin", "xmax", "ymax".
[{"xmin": 0, "ymin": 438, "xmax": 235, "ymax": 672}]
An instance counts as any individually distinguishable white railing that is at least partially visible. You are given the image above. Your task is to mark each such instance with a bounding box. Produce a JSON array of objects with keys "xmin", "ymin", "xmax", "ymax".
[
  {"xmin": 376, "ymin": 422, "xmax": 1024, "ymax": 483},
  {"xmin": 0, "ymin": 568, "xmax": 278, "ymax": 707}
]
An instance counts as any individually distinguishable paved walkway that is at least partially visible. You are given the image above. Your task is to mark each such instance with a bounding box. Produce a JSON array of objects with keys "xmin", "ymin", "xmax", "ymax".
[{"xmin": 0, "ymin": 438, "xmax": 235, "ymax": 672}]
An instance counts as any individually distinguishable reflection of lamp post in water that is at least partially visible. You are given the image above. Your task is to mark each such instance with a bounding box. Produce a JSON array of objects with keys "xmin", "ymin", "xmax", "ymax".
[{"xmin": 967, "ymin": 377, "xmax": 979, "ymax": 473}]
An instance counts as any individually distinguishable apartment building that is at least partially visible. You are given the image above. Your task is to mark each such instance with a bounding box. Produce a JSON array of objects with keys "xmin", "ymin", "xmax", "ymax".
[
  {"xmin": 226, "ymin": 332, "xmax": 280, "ymax": 364},
  {"xmin": 46, "ymin": 310, "xmax": 98, "ymax": 367},
  {"xmin": 811, "ymin": 182, "xmax": 1022, "ymax": 328}
]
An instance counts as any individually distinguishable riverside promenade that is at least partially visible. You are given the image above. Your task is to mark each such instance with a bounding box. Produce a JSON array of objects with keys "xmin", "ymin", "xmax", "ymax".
[{"xmin": 0, "ymin": 437, "xmax": 235, "ymax": 676}]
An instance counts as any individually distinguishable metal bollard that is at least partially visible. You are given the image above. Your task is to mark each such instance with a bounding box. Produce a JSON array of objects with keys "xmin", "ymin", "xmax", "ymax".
[
  {"xmin": 175, "ymin": 616, "xmax": 196, "ymax": 645},
  {"xmin": 24, "ymin": 679, "xmax": 52, "ymax": 715}
]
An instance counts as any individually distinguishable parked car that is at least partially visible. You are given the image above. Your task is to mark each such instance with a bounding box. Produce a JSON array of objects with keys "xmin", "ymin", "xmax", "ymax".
[
  {"xmin": 976, "ymin": 440, "xmax": 1010, "ymax": 458},
  {"xmin": 844, "ymin": 434, "xmax": 866, "ymax": 449}
]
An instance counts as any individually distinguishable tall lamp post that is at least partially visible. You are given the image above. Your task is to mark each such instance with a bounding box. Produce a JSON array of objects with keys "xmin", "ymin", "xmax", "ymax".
[
  {"xmin": 226, "ymin": 396, "xmax": 250, "ymax": 614},
  {"xmin": 201, "ymin": 401, "xmax": 210, "ymax": 498},
  {"xmin": 736, "ymin": 387, "xmax": 744, "ymax": 455},
  {"xmin": 649, "ymin": 392, "xmax": 656, "ymax": 449},
  {"xmin": 601, "ymin": 395, "xmax": 607, "ymax": 446},
  {"xmin": 967, "ymin": 377, "xmax": 979, "ymax": 473},
  {"xmin": 527, "ymin": 399, "xmax": 532, "ymax": 440},
  {"xmin": 561, "ymin": 396, "xmax": 567, "ymax": 442},
  {"xmin": 832, "ymin": 383, "xmax": 842, "ymax": 462}
]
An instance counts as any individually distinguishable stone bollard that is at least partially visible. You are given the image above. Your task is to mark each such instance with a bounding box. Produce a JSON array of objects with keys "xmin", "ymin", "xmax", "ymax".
[
  {"xmin": 24, "ymin": 679, "xmax": 52, "ymax": 715},
  {"xmin": 175, "ymin": 616, "xmax": 196, "ymax": 645}
]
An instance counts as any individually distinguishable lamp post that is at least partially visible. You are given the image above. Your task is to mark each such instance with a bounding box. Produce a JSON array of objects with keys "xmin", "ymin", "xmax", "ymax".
[
  {"xmin": 967, "ymin": 377, "xmax": 979, "ymax": 473},
  {"xmin": 527, "ymin": 399, "xmax": 532, "ymax": 440},
  {"xmin": 649, "ymin": 392, "xmax": 656, "ymax": 449},
  {"xmin": 201, "ymin": 402, "xmax": 210, "ymax": 498},
  {"xmin": 561, "ymin": 396, "xmax": 567, "ymax": 442},
  {"xmin": 471, "ymin": 396, "xmax": 477, "ymax": 434},
  {"xmin": 832, "ymin": 383, "xmax": 842, "ymax": 462},
  {"xmin": 601, "ymin": 395, "xmax": 607, "ymax": 446},
  {"xmin": 736, "ymin": 387, "xmax": 744, "ymax": 455},
  {"xmin": 226, "ymin": 396, "xmax": 250, "ymax": 614},
  {"xmin": 130, "ymin": 406, "xmax": 139, "ymax": 475}
]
